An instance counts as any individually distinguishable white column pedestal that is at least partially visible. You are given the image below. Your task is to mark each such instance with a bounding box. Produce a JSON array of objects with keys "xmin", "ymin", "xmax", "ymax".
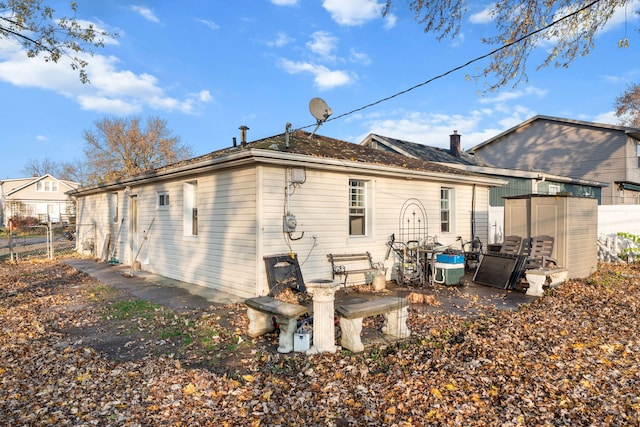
[{"xmin": 305, "ymin": 279, "xmax": 340, "ymax": 354}]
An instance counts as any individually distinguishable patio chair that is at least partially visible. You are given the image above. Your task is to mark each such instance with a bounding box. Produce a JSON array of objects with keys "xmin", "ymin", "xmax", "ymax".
[
  {"xmin": 499, "ymin": 235, "xmax": 522, "ymax": 255},
  {"xmin": 526, "ymin": 235, "xmax": 557, "ymax": 269}
]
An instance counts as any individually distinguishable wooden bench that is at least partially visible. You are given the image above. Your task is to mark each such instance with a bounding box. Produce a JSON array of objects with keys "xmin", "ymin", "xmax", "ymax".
[
  {"xmin": 327, "ymin": 252, "xmax": 384, "ymax": 290},
  {"xmin": 335, "ymin": 297, "xmax": 410, "ymax": 353},
  {"xmin": 245, "ymin": 296, "xmax": 308, "ymax": 353}
]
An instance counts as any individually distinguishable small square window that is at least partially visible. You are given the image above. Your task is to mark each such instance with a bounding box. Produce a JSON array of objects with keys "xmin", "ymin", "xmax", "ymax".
[{"xmin": 158, "ymin": 192, "xmax": 170, "ymax": 209}]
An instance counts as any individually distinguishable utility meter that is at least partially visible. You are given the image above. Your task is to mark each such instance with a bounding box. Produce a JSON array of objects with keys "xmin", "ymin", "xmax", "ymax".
[{"xmin": 283, "ymin": 214, "xmax": 297, "ymax": 232}]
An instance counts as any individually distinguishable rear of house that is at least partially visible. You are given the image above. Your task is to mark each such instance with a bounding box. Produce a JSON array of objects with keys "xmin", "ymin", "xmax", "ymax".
[
  {"xmin": 1, "ymin": 175, "xmax": 78, "ymax": 226},
  {"xmin": 72, "ymin": 131, "xmax": 503, "ymax": 298},
  {"xmin": 469, "ymin": 116, "xmax": 640, "ymax": 205}
]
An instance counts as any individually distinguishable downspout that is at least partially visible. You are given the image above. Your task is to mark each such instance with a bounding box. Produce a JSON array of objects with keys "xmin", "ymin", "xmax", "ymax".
[
  {"xmin": 471, "ymin": 184, "xmax": 476, "ymax": 241},
  {"xmin": 535, "ymin": 174, "xmax": 546, "ymax": 194}
]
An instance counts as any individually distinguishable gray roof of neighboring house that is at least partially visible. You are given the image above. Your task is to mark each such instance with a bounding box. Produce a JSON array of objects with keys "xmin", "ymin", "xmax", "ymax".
[
  {"xmin": 361, "ymin": 133, "xmax": 608, "ymax": 188},
  {"xmin": 469, "ymin": 115, "xmax": 640, "ymax": 153},
  {"xmin": 361, "ymin": 133, "xmax": 495, "ymax": 167}
]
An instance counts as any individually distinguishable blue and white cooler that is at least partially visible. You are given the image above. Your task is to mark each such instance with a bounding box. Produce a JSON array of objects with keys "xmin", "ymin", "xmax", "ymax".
[{"xmin": 434, "ymin": 253, "xmax": 465, "ymax": 286}]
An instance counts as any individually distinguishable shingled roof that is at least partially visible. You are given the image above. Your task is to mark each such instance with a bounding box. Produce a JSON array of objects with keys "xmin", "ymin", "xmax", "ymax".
[
  {"xmin": 155, "ymin": 130, "xmax": 480, "ymax": 177},
  {"xmin": 73, "ymin": 130, "xmax": 503, "ymax": 195},
  {"xmin": 361, "ymin": 133, "xmax": 494, "ymax": 167}
]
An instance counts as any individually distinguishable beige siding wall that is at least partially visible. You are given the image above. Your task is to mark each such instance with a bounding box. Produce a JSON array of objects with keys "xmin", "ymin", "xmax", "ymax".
[
  {"xmin": 134, "ymin": 167, "xmax": 259, "ymax": 298},
  {"xmin": 75, "ymin": 191, "xmax": 123, "ymax": 259},
  {"xmin": 258, "ymin": 165, "xmax": 489, "ymax": 291},
  {"xmin": 77, "ymin": 167, "xmax": 259, "ymax": 298},
  {"xmin": 474, "ymin": 120, "xmax": 632, "ymax": 204},
  {"xmin": 78, "ymin": 164, "xmax": 493, "ymax": 298}
]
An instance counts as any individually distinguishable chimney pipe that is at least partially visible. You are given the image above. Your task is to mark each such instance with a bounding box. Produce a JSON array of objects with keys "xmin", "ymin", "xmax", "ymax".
[
  {"xmin": 450, "ymin": 130, "xmax": 461, "ymax": 158},
  {"xmin": 239, "ymin": 125, "xmax": 249, "ymax": 147},
  {"xmin": 232, "ymin": 137, "xmax": 237, "ymax": 147}
]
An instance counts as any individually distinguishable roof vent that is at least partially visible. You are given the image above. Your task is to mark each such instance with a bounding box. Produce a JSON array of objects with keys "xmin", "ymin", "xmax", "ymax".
[{"xmin": 239, "ymin": 125, "xmax": 249, "ymax": 147}]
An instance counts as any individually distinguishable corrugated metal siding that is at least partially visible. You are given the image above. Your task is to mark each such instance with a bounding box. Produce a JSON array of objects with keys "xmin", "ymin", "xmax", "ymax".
[{"xmin": 490, "ymin": 177, "xmax": 532, "ymax": 206}]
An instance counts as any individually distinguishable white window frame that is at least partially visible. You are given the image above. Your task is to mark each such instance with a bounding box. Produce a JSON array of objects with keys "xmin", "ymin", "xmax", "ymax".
[
  {"xmin": 36, "ymin": 180, "xmax": 58, "ymax": 192},
  {"xmin": 440, "ymin": 187, "xmax": 453, "ymax": 234},
  {"xmin": 349, "ymin": 179, "xmax": 369, "ymax": 237},
  {"xmin": 548, "ymin": 184, "xmax": 560, "ymax": 195},
  {"xmin": 109, "ymin": 192, "xmax": 118, "ymax": 223},
  {"xmin": 157, "ymin": 191, "xmax": 170, "ymax": 210},
  {"xmin": 183, "ymin": 181, "xmax": 198, "ymax": 238}
]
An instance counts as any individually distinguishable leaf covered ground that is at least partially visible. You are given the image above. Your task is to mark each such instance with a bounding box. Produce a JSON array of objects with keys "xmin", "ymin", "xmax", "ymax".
[{"xmin": 0, "ymin": 259, "xmax": 639, "ymax": 426}]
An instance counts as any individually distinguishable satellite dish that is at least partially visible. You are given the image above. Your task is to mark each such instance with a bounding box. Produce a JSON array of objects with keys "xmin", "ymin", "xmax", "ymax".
[{"xmin": 308, "ymin": 97, "xmax": 333, "ymax": 138}]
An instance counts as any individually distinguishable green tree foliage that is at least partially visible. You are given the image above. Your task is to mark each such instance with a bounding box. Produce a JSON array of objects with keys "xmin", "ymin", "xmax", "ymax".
[
  {"xmin": 83, "ymin": 116, "xmax": 193, "ymax": 184},
  {"xmin": 383, "ymin": 0, "xmax": 634, "ymax": 92},
  {"xmin": 0, "ymin": 0, "xmax": 114, "ymax": 83},
  {"xmin": 614, "ymin": 83, "xmax": 640, "ymax": 127}
]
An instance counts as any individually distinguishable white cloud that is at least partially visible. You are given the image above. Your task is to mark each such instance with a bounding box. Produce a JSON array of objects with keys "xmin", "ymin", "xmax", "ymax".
[
  {"xmin": 36, "ymin": 135, "xmax": 48, "ymax": 142},
  {"xmin": 355, "ymin": 108, "xmax": 536, "ymax": 150},
  {"xmin": 0, "ymin": 38, "xmax": 210, "ymax": 115},
  {"xmin": 322, "ymin": 0, "xmax": 384, "ymax": 26},
  {"xmin": 349, "ymin": 49, "xmax": 371, "ymax": 66},
  {"xmin": 307, "ymin": 31, "xmax": 338, "ymax": 60},
  {"xmin": 73, "ymin": 19, "xmax": 120, "ymax": 46},
  {"xmin": 197, "ymin": 90, "xmax": 213, "ymax": 102},
  {"xmin": 265, "ymin": 32, "xmax": 294, "ymax": 47},
  {"xmin": 131, "ymin": 5, "xmax": 160, "ymax": 23},
  {"xmin": 383, "ymin": 13, "xmax": 397, "ymax": 29},
  {"xmin": 469, "ymin": 6, "xmax": 495, "ymax": 24},
  {"xmin": 196, "ymin": 19, "xmax": 219, "ymax": 30},
  {"xmin": 478, "ymin": 86, "xmax": 547, "ymax": 104},
  {"xmin": 593, "ymin": 110, "xmax": 619, "ymax": 125},
  {"xmin": 279, "ymin": 59, "xmax": 354, "ymax": 90},
  {"xmin": 271, "ymin": 0, "xmax": 298, "ymax": 5}
]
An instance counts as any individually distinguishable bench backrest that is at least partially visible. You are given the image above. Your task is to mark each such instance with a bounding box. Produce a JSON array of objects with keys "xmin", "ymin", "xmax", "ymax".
[{"xmin": 327, "ymin": 252, "xmax": 374, "ymax": 269}]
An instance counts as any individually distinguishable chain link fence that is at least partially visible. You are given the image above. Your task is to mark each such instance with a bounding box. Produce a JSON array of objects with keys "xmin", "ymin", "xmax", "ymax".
[{"xmin": 0, "ymin": 223, "xmax": 96, "ymax": 262}]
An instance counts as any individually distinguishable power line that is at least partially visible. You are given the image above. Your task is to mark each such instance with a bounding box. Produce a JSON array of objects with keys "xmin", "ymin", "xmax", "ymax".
[{"xmin": 299, "ymin": 0, "xmax": 604, "ymax": 131}]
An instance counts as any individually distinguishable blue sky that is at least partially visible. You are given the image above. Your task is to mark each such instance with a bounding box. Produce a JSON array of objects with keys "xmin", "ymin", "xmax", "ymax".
[{"xmin": 1, "ymin": 0, "xmax": 639, "ymax": 180}]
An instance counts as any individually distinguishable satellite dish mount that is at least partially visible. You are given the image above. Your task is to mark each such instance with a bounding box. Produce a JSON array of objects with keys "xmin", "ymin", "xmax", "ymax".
[{"xmin": 308, "ymin": 97, "xmax": 333, "ymax": 138}]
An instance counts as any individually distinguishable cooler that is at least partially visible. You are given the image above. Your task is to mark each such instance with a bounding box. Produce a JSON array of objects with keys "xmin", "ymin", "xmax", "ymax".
[
  {"xmin": 434, "ymin": 261, "xmax": 465, "ymax": 285},
  {"xmin": 436, "ymin": 253, "xmax": 465, "ymax": 264}
]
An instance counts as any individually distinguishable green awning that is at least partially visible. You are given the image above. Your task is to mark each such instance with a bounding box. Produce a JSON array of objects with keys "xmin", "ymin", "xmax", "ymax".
[{"xmin": 617, "ymin": 182, "xmax": 640, "ymax": 192}]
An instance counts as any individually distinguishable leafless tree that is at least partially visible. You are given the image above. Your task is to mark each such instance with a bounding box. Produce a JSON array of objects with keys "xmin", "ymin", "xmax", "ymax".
[{"xmin": 83, "ymin": 116, "xmax": 193, "ymax": 184}]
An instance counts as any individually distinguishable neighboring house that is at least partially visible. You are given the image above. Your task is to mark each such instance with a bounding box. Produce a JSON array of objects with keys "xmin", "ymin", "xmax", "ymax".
[
  {"xmin": 0, "ymin": 174, "xmax": 79, "ymax": 226},
  {"xmin": 360, "ymin": 132, "xmax": 607, "ymax": 206},
  {"xmin": 468, "ymin": 115, "xmax": 640, "ymax": 205},
  {"xmin": 71, "ymin": 130, "xmax": 504, "ymax": 298}
]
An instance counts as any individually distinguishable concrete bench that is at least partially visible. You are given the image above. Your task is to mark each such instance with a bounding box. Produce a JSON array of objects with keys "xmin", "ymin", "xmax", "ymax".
[
  {"xmin": 245, "ymin": 296, "xmax": 308, "ymax": 353},
  {"xmin": 335, "ymin": 297, "xmax": 410, "ymax": 353},
  {"xmin": 525, "ymin": 267, "xmax": 569, "ymax": 296}
]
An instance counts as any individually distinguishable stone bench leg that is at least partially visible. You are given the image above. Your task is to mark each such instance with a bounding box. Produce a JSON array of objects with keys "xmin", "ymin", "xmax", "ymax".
[
  {"xmin": 276, "ymin": 316, "xmax": 297, "ymax": 354},
  {"xmin": 339, "ymin": 317, "xmax": 364, "ymax": 353},
  {"xmin": 382, "ymin": 307, "xmax": 411, "ymax": 338},
  {"xmin": 525, "ymin": 272, "xmax": 547, "ymax": 296},
  {"xmin": 548, "ymin": 270, "xmax": 568, "ymax": 287},
  {"xmin": 246, "ymin": 308, "xmax": 273, "ymax": 337}
]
